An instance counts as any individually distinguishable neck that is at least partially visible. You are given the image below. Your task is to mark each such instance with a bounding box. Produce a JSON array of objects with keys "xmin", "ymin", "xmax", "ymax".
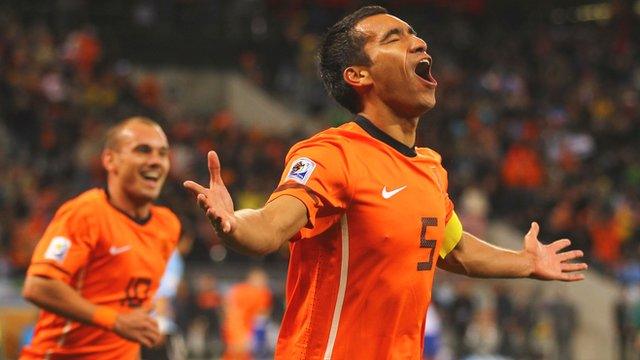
[
  {"xmin": 106, "ymin": 182, "xmax": 151, "ymax": 220},
  {"xmin": 360, "ymin": 101, "xmax": 419, "ymax": 148}
]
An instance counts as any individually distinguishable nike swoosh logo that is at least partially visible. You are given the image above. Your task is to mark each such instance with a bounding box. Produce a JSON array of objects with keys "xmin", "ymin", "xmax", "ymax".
[
  {"xmin": 381, "ymin": 185, "xmax": 407, "ymax": 199},
  {"xmin": 109, "ymin": 245, "xmax": 132, "ymax": 256}
]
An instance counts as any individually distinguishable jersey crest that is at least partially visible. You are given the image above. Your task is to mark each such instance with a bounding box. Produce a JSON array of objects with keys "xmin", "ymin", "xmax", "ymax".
[
  {"xmin": 287, "ymin": 157, "xmax": 316, "ymax": 184},
  {"xmin": 44, "ymin": 236, "xmax": 71, "ymax": 263}
]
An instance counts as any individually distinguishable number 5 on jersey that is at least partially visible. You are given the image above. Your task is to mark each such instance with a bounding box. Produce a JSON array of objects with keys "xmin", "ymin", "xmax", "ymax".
[{"xmin": 418, "ymin": 217, "xmax": 437, "ymax": 271}]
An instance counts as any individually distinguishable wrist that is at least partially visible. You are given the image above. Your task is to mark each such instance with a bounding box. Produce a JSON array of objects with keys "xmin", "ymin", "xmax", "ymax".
[
  {"xmin": 92, "ymin": 306, "xmax": 119, "ymax": 330},
  {"xmin": 520, "ymin": 250, "xmax": 536, "ymax": 278}
]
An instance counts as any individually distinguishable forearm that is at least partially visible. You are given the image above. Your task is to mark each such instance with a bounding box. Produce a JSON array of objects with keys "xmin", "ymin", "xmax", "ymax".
[
  {"xmin": 23, "ymin": 275, "xmax": 104, "ymax": 326},
  {"xmin": 220, "ymin": 195, "xmax": 307, "ymax": 256},
  {"xmin": 221, "ymin": 209, "xmax": 283, "ymax": 255},
  {"xmin": 443, "ymin": 232, "xmax": 534, "ymax": 278}
]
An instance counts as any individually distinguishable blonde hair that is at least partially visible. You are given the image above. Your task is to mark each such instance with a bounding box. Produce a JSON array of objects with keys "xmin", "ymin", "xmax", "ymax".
[{"xmin": 103, "ymin": 117, "xmax": 162, "ymax": 150}]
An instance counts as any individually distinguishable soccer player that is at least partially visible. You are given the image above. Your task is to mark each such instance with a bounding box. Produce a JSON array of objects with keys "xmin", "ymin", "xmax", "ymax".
[
  {"xmin": 221, "ymin": 268, "xmax": 272, "ymax": 360},
  {"xmin": 21, "ymin": 117, "xmax": 181, "ymax": 359},
  {"xmin": 184, "ymin": 6, "xmax": 587, "ymax": 359}
]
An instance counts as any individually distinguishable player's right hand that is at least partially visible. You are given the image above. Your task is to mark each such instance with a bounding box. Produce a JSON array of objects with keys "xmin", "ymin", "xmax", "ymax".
[
  {"xmin": 183, "ymin": 150, "xmax": 237, "ymax": 234},
  {"xmin": 113, "ymin": 308, "xmax": 161, "ymax": 348}
]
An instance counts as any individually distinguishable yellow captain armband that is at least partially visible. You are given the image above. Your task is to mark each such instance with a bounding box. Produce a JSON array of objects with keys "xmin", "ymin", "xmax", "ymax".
[{"xmin": 440, "ymin": 211, "xmax": 463, "ymax": 258}]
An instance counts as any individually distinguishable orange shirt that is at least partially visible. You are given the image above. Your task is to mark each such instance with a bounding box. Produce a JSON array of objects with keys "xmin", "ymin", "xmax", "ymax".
[
  {"xmin": 268, "ymin": 116, "xmax": 457, "ymax": 359},
  {"xmin": 21, "ymin": 188, "xmax": 180, "ymax": 360},
  {"xmin": 222, "ymin": 283, "xmax": 272, "ymax": 360}
]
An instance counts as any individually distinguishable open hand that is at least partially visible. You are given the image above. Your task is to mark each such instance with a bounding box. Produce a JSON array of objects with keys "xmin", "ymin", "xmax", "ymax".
[
  {"xmin": 524, "ymin": 222, "xmax": 588, "ymax": 282},
  {"xmin": 183, "ymin": 151, "xmax": 236, "ymax": 234}
]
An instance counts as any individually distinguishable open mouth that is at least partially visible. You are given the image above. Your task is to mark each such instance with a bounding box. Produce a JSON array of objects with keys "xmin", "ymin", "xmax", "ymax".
[
  {"xmin": 140, "ymin": 170, "xmax": 161, "ymax": 183},
  {"xmin": 415, "ymin": 58, "xmax": 437, "ymax": 86}
]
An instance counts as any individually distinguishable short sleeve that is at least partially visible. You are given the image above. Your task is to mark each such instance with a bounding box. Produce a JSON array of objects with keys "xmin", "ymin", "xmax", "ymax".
[
  {"xmin": 267, "ymin": 138, "xmax": 351, "ymax": 230},
  {"xmin": 27, "ymin": 204, "xmax": 99, "ymax": 283}
]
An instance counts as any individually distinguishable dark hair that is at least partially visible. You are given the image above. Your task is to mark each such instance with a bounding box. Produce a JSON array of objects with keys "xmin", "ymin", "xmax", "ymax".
[{"xmin": 318, "ymin": 6, "xmax": 388, "ymax": 114}]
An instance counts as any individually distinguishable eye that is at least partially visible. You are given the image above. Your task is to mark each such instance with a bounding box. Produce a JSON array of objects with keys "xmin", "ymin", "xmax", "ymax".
[{"xmin": 133, "ymin": 144, "xmax": 153, "ymax": 154}]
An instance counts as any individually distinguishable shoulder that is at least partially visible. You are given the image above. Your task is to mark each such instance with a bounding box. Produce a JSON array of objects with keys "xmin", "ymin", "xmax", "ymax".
[
  {"xmin": 415, "ymin": 147, "xmax": 443, "ymax": 163},
  {"xmin": 54, "ymin": 188, "xmax": 106, "ymax": 223},
  {"xmin": 286, "ymin": 122, "xmax": 363, "ymax": 161},
  {"xmin": 151, "ymin": 205, "xmax": 181, "ymax": 234}
]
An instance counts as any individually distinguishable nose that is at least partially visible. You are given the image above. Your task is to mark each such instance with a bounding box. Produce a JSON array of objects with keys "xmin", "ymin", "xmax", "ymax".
[
  {"xmin": 410, "ymin": 35, "xmax": 428, "ymax": 54},
  {"xmin": 147, "ymin": 150, "xmax": 166, "ymax": 167}
]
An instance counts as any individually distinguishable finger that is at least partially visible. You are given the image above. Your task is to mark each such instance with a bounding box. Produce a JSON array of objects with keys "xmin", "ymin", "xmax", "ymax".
[
  {"xmin": 560, "ymin": 272, "xmax": 585, "ymax": 282},
  {"xmin": 208, "ymin": 151, "xmax": 224, "ymax": 187},
  {"xmin": 558, "ymin": 250, "xmax": 584, "ymax": 262},
  {"xmin": 183, "ymin": 180, "xmax": 207, "ymax": 196},
  {"xmin": 137, "ymin": 321, "xmax": 160, "ymax": 346},
  {"xmin": 561, "ymin": 262, "xmax": 588, "ymax": 272},
  {"xmin": 144, "ymin": 323, "xmax": 161, "ymax": 341},
  {"xmin": 206, "ymin": 208, "xmax": 222, "ymax": 223},
  {"xmin": 207, "ymin": 209, "xmax": 231, "ymax": 233},
  {"xmin": 526, "ymin": 222, "xmax": 539, "ymax": 239},
  {"xmin": 142, "ymin": 332, "xmax": 157, "ymax": 348},
  {"xmin": 148, "ymin": 328, "xmax": 162, "ymax": 346},
  {"xmin": 137, "ymin": 333, "xmax": 153, "ymax": 348},
  {"xmin": 549, "ymin": 238, "xmax": 571, "ymax": 253},
  {"xmin": 141, "ymin": 315, "xmax": 159, "ymax": 330},
  {"xmin": 197, "ymin": 194, "xmax": 210, "ymax": 211}
]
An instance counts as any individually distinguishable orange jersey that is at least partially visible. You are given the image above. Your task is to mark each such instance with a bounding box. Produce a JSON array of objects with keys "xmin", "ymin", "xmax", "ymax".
[
  {"xmin": 21, "ymin": 188, "xmax": 180, "ymax": 360},
  {"xmin": 222, "ymin": 283, "xmax": 272, "ymax": 360},
  {"xmin": 268, "ymin": 116, "xmax": 458, "ymax": 359}
]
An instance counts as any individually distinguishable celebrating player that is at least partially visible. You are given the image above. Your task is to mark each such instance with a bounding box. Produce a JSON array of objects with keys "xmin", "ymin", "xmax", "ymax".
[
  {"xmin": 184, "ymin": 6, "xmax": 587, "ymax": 359},
  {"xmin": 21, "ymin": 117, "xmax": 180, "ymax": 359}
]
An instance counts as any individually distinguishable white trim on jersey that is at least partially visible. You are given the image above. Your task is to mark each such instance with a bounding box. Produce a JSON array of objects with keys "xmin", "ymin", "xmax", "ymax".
[
  {"xmin": 46, "ymin": 267, "xmax": 87, "ymax": 359},
  {"xmin": 323, "ymin": 214, "xmax": 350, "ymax": 360}
]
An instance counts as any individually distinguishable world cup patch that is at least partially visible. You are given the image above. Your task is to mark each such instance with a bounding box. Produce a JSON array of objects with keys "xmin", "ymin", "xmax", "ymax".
[
  {"xmin": 44, "ymin": 236, "xmax": 71, "ymax": 263},
  {"xmin": 286, "ymin": 157, "xmax": 316, "ymax": 184}
]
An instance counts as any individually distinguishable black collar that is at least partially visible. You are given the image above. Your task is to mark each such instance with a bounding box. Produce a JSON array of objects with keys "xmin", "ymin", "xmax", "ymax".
[
  {"xmin": 354, "ymin": 115, "xmax": 417, "ymax": 157},
  {"xmin": 104, "ymin": 187, "xmax": 152, "ymax": 225}
]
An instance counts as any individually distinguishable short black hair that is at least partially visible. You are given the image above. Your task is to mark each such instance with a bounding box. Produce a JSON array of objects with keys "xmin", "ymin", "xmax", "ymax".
[{"xmin": 318, "ymin": 5, "xmax": 388, "ymax": 114}]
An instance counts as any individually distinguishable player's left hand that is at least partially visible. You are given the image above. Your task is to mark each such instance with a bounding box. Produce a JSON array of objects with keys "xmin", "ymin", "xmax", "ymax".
[{"xmin": 524, "ymin": 222, "xmax": 588, "ymax": 281}]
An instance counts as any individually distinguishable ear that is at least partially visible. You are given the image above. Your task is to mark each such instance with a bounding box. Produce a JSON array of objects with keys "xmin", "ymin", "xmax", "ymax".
[
  {"xmin": 343, "ymin": 66, "xmax": 373, "ymax": 88},
  {"xmin": 102, "ymin": 149, "xmax": 116, "ymax": 173}
]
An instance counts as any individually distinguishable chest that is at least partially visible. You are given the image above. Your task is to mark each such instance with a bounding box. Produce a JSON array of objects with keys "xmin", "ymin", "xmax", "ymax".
[
  {"xmin": 347, "ymin": 156, "xmax": 448, "ymax": 264},
  {"xmin": 91, "ymin": 216, "xmax": 173, "ymax": 284}
]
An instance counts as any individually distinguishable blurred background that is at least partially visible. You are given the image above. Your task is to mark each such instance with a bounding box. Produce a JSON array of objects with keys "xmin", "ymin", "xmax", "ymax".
[{"xmin": 0, "ymin": 0, "xmax": 639, "ymax": 359}]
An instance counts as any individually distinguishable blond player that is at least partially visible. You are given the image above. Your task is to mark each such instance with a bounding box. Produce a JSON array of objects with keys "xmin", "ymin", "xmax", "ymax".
[{"xmin": 22, "ymin": 117, "xmax": 180, "ymax": 359}]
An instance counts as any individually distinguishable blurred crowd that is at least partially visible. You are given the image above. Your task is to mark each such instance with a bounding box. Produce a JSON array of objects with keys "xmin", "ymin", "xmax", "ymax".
[
  {"xmin": 1, "ymin": 1, "xmax": 640, "ymax": 359},
  {"xmin": 429, "ymin": 277, "xmax": 579, "ymax": 360}
]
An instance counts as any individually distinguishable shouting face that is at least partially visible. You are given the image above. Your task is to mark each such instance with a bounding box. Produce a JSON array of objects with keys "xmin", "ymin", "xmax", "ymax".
[{"xmin": 355, "ymin": 14, "xmax": 437, "ymax": 117}]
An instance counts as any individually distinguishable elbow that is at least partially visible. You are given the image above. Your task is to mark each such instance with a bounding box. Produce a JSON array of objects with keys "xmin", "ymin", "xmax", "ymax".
[
  {"xmin": 226, "ymin": 238, "xmax": 281, "ymax": 257},
  {"xmin": 249, "ymin": 239, "xmax": 282, "ymax": 257},
  {"xmin": 22, "ymin": 276, "xmax": 53, "ymax": 306},
  {"xmin": 22, "ymin": 277, "xmax": 42, "ymax": 304}
]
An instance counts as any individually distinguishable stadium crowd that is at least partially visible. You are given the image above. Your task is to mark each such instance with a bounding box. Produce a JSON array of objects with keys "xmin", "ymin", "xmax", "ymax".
[{"xmin": 1, "ymin": 1, "xmax": 639, "ymax": 359}]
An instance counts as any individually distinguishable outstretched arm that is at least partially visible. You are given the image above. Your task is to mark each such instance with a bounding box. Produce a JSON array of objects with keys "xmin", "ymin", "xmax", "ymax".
[
  {"xmin": 437, "ymin": 222, "xmax": 587, "ymax": 281},
  {"xmin": 184, "ymin": 151, "xmax": 308, "ymax": 256}
]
